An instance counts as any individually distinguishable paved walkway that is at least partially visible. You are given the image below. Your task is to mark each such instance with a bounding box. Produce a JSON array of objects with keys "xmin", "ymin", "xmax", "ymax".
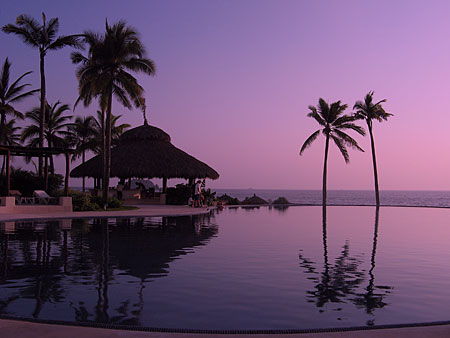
[
  {"xmin": 0, "ymin": 204, "xmax": 211, "ymax": 222},
  {"xmin": 1, "ymin": 205, "xmax": 449, "ymax": 337}
]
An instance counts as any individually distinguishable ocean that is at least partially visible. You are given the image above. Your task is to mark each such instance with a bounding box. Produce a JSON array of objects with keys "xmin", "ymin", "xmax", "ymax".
[{"xmin": 213, "ymin": 189, "xmax": 450, "ymax": 208}]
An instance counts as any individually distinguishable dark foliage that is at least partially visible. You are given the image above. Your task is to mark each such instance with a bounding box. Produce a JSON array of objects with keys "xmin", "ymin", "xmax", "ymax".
[
  {"xmin": 166, "ymin": 184, "xmax": 191, "ymax": 205},
  {"xmin": 0, "ymin": 168, "xmax": 62, "ymax": 196},
  {"xmin": 273, "ymin": 196, "xmax": 290, "ymax": 204}
]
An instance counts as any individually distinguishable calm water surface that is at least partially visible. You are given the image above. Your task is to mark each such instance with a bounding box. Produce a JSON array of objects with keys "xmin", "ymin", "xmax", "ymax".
[{"xmin": 1, "ymin": 206, "xmax": 450, "ymax": 330}]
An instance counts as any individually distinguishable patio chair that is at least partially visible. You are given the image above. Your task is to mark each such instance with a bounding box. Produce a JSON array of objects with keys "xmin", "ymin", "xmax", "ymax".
[
  {"xmin": 33, "ymin": 190, "xmax": 52, "ymax": 205},
  {"xmin": 10, "ymin": 190, "xmax": 22, "ymax": 204}
]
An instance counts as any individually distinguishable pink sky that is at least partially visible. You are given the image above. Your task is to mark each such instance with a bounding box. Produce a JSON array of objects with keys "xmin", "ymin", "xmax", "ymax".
[{"xmin": 1, "ymin": 0, "xmax": 450, "ymax": 190}]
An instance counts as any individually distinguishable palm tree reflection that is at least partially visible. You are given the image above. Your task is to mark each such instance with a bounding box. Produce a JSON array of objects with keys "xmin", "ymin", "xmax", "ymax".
[
  {"xmin": 353, "ymin": 207, "xmax": 393, "ymax": 324},
  {"xmin": 0, "ymin": 214, "xmax": 217, "ymax": 325},
  {"xmin": 298, "ymin": 206, "xmax": 391, "ymax": 321}
]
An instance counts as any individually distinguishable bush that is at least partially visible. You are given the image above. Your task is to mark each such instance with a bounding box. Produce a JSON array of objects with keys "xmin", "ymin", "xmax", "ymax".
[
  {"xmin": 107, "ymin": 197, "xmax": 122, "ymax": 209},
  {"xmin": 273, "ymin": 196, "xmax": 290, "ymax": 205},
  {"xmin": 166, "ymin": 184, "xmax": 192, "ymax": 205},
  {"xmin": 69, "ymin": 190, "xmax": 100, "ymax": 211},
  {"xmin": 0, "ymin": 168, "xmax": 63, "ymax": 196},
  {"xmin": 202, "ymin": 188, "xmax": 216, "ymax": 206}
]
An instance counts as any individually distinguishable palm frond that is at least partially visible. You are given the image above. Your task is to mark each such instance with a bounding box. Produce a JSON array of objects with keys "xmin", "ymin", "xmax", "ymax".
[
  {"xmin": 331, "ymin": 135, "xmax": 350, "ymax": 163},
  {"xmin": 333, "ymin": 129, "xmax": 364, "ymax": 152},
  {"xmin": 47, "ymin": 35, "xmax": 82, "ymax": 51},
  {"xmin": 0, "ymin": 58, "xmax": 11, "ymax": 94},
  {"xmin": 2, "ymin": 23, "xmax": 40, "ymax": 48},
  {"xmin": 300, "ymin": 130, "xmax": 320, "ymax": 155},
  {"xmin": 337, "ymin": 123, "xmax": 366, "ymax": 136},
  {"xmin": 307, "ymin": 110, "xmax": 326, "ymax": 126}
]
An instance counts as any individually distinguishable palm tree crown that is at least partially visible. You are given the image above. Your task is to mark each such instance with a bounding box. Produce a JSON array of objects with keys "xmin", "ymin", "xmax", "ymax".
[
  {"xmin": 353, "ymin": 91, "xmax": 392, "ymax": 206},
  {"xmin": 91, "ymin": 110, "xmax": 130, "ymax": 154},
  {"xmin": 300, "ymin": 98, "xmax": 365, "ymax": 206},
  {"xmin": 21, "ymin": 101, "xmax": 73, "ymax": 174},
  {"xmin": 353, "ymin": 91, "xmax": 392, "ymax": 128},
  {"xmin": 2, "ymin": 13, "xmax": 81, "ymax": 55},
  {"xmin": 300, "ymin": 98, "xmax": 365, "ymax": 162},
  {"xmin": 0, "ymin": 57, "xmax": 38, "ymax": 143}
]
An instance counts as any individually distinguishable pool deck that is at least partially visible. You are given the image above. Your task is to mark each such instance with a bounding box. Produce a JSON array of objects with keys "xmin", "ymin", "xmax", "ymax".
[
  {"xmin": 0, "ymin": 204, "xmax": 212, "ymax": 222},
  {"xmin": 0, "ymin": 319, "xmax": 449, "ymax": 338},
  {"xmin": 1, "ymin": 205, "xmax": 449, "ymax": 338}
]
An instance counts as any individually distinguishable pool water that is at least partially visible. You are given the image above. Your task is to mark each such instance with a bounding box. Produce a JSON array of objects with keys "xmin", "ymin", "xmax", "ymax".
[{"xmin": 1, "ymin": 206, "xmax": 450, "ymax": 330}]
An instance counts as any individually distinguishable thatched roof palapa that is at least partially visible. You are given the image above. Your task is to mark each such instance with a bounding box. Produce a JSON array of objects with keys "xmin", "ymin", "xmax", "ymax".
[{"xmin": 70, "ymin": 122, "xmax": 219, "ymax": 180}]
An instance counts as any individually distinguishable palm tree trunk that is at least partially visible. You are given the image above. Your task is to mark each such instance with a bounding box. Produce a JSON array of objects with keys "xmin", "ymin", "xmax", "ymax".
[
  {"xmin": 103, "ymin": 90, "xmax": 113, "ymax": 207},
  {"xmin": 0, "ymin": 112, "xmax": 5, "ymax": 145},
  {"xmin": 82, "ymin": 150, "xmax": 86, "ymax": 192},
  {"xmin": 48, "ymin": 140, "xmax": 55, "ymax": 175},
  {"xmin": 100, "ymin": 110, "xmax": 106, "ymax": 198},
  {"xmin": 322, "ymin": 134, "xmax": 330, "ymax": 206},
  {"xmin": 39, "ymin": 51, "xmax": 46, "ymax": 178},
  {"xmin": 1, "ymin": 155, "xmax": 5, "ymax": 176},
  {"xmin": 368, "ymin": 123, "xmax": 380, "ymax": 206}
]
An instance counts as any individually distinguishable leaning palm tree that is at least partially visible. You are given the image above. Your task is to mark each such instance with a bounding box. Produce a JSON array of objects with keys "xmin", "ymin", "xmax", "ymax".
[
  {"xmin": 0, "ymin": 57, "xmax": 38, "ymax": 143},
  {"xmin": 21, "ymin": 101, "xmax": 73, "ymax": 174},
  {"xmin": 353, "ymin": 92, "xmax": 392, "ymax": 206},
  {"xmin": 2, "ymin": 13, "xmax": 81, "ymax": 176},
  {"xmin": 72, "ymin": 20, "xmax": 155, "ymax": 205},
  {"xmin": 300, "ymin": 98, "xmax": 365, "ymax": 206},
  {"xmin": 66, "ymin": 116, "xmax": 96, "ymax": 192}
]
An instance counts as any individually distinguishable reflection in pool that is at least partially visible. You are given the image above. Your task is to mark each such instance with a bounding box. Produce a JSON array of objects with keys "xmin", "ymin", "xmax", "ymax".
[{"xmin": 1, "ymin": 206, "xmax": 450, "ymax": 330}]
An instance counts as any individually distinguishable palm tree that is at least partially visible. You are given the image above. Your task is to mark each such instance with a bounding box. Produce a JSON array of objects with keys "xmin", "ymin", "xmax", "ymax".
[
  {"xmin": 300, "ymin": 98, "xmax": 365, "ymax": 206},
  {"xmin": 92, "ymin": 110, "xmax": 130, "ymax": 153},
  {"xmin": 2, "ymin": 13, "xmax": 81, "ymax": 176},
  {"xmin": 21, "ymin": 101, "xmax": 73, "ymax": 174},
  {"xmin": 66, "ymin": 116, "xmax": 96, "ymax": 192},
  {"xmin": 72, "ymin": 20, "xmax": 155, "ymax": 205},
  {"xmin": 0, "ymin": 57, "xmax": 38, "ymax": 143},
  {"xmin": 1, "ymin": 120, "xmax": 21, "ymax": 175},
  {"xmin": 353, "ymin": 92, "xmax": 392, "ymax": 206}
]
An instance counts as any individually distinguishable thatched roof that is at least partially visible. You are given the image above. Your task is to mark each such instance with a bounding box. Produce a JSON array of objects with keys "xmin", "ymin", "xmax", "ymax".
[{"xmin": 70, "ymin": 123, "xmax": 219, "ymax": 180}]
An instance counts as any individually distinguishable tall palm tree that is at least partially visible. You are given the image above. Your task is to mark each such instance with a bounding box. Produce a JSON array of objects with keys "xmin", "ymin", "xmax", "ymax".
[
  {"xmin": 72, "ymin": 20, "xmax": 155, "ymax": 205},
  {"xmin": 300, "ymin": 98, "xmax": 365, "ymax": 206},
  {"xmin": 2, "ymin": 13, "xmax": 81, "ymax": 176},
  {"xmin": 353, "ymin": 92, "xmax": 392, "ymax": 206},
  {"xmin": 21, "ymin": 101, "xmax": 73, "ymax": 174},
  {"xmin": 0, "ymin": 57, "xmax": 38, "ymax": 143},
  {"xmin": 66, "ymin": 116, "xmax": 96, "ymax": 192}
]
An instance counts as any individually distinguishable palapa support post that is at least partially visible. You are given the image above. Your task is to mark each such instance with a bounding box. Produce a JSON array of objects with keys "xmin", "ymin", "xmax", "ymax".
[
  {"xmin": 65, "ymin": 152, "xmax": 70, "ymax": 196},
  {"xmin": 6, "ymin": 149, "xmax": 10, "ymax": 196},
  {"xmin": 44, "ymin": 155, "xmax": 49, "ymax": 191},
  {"xmin": 162, "ymin": 177, "xmax": 167, "ymax": 193}
]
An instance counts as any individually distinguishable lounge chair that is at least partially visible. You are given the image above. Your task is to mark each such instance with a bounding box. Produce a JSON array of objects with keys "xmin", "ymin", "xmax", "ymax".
[{"xmin": 33, "ymin": 190, "xmax": 52, "ymax": 205}]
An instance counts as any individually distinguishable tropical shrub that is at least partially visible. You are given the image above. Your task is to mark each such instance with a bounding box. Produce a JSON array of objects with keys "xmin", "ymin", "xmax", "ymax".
[
  {"xmin": 0, "ymin": 168, "xmax": 63, "ymax": 196},
  {"xmin": 107, "ymin": 197, "xmax": 122, "ymax": 209},
  {"xmin": 273, "ymin": 196, "xmax": 289, "ymax": 204},
  {"xmin": 166, "ymin": 184, "xmax": 191, "ymax": 205}
]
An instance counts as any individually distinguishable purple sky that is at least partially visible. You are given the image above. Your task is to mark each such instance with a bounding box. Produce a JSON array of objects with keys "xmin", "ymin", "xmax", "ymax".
[{"xmin": 1, "ymin": 0, "xmax": 450, "ymax": 190}]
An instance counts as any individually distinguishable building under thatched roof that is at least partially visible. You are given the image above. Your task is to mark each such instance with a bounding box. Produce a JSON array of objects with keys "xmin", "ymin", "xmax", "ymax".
[{"xmin": 70, "ymin": 122, "xmax": 219, "ymax": 180}]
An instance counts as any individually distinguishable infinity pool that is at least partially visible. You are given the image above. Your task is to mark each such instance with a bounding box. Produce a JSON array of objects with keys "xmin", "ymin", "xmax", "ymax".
[{"xmin": 1, "ymin": 206, "xmax": 450, "ymax": 330}]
